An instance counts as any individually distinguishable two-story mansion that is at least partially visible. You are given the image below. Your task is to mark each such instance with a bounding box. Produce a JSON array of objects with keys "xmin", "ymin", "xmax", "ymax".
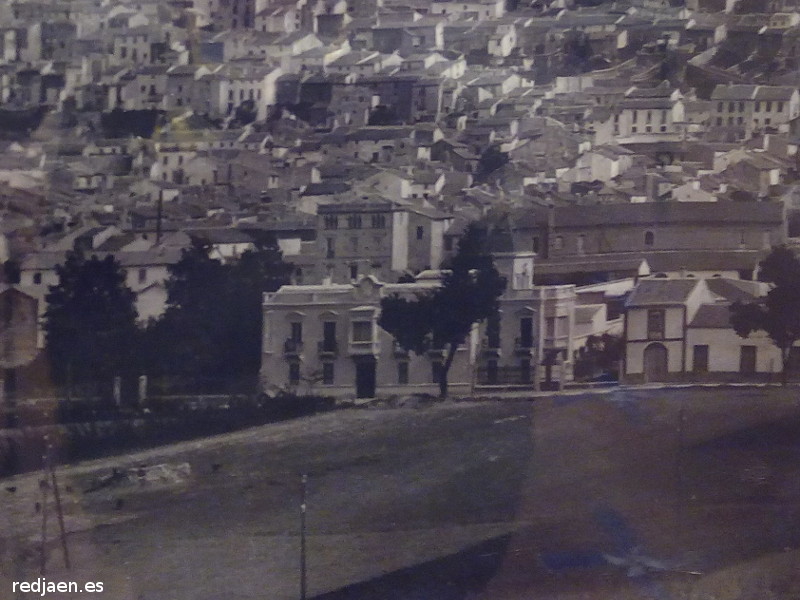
[{"xmin": 259, "ymin": 251, "xmax": 578, "ymax": 398}]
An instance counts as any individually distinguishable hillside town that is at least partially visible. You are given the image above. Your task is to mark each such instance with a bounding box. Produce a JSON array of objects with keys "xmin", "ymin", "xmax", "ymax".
[{"xmin": 1, "ymin": 0, "xmax": 800, "ymax": 398}]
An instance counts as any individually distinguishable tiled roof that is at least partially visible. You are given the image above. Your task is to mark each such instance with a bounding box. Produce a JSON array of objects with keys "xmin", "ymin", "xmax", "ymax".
[
  {"xmin": 554, "ymin": 201, "xmax": 783, "ymax": 228},
  {"xmin": 688, "ymin": 303, "xmax": 734, "ymax": 328},
  {"xmin": 626, "ymin": 278, "xmax": 699, "ymax": 306}
]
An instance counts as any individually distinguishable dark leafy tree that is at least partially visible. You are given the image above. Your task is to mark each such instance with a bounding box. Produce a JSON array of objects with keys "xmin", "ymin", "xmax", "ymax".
[
  {"xmin": 100, "ymin": 108, "xmax": 163, "ymax": 138},
  {"xmin": 574, "ymin": 334, "xmax": 624, "ymax": 381},
  {"xmin": 44, "ymin": 252, "xmax": 139, "ymax": 395},
  {"xmin": 146, "ymin": 241, "xmax": 292, "ymax": 391},
  {"xmin": 379, "ymin": 224, "xmax": 506, "ymax": 397},
  {"xmin": 476, "ymin": 145, "xmax": 509, "ymax": 182},
  {"xmin": 3, "ymin": 260, "xmax": 20, "ymax": 284},
  {"xmin": 234, "ymin": 99, "xmax": 258, "ymax": 126},
  {"xmin": 730, "ymin": 246, "xmax": 800, "ymax": 384}
]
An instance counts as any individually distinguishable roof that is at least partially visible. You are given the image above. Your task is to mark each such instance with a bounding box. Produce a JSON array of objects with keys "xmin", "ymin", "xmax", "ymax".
[
  {"xmin": 705, "ymin": 277, "xmax": 766, "ymax": 303},
  {"xmin": 186, "ymin": 229, "xmax": 255, "ymax": 245},
  {"xmin": 626, "ymin": 278, "xmax": 699, "ymax": 307},
  {"xmin": 553, "ymin": 202, "xmax": 784, "ymax": 228},
  {"xmin": 688, "ymin": 303, "xmax": 734, "ymax": 329}
]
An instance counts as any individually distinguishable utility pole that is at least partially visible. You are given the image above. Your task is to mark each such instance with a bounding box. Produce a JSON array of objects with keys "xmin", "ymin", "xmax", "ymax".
[
  {"xmin": 300, "ymin": 473, "xmax": 307, "ymax": 600},
  {"xmin": 39, "ymin": 438, "xmax": 70, "ymax": 575}
]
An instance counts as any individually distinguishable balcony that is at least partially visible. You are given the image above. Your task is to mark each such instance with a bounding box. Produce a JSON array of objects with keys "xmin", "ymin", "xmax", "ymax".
[
  {"xmin": 481, "ymin": 339, "xmax": 501, "ymax": 357},
  {"xmin": 283, "ymin": 338, "xmax": 304, "ymax": 356},
  {"xmin": 318, "ymin": 340, "xmax": 338, "ymax": 358},
  {"xmin": 392, "ymin": 340, "xmax": 409, "ymax": 358},
  {"xmin": 514, "ymin": 336, "xmax": 535, "ymax": 356},
  {"xmin": 477, "ymin": 365, "xmax": 534, "ymax": 386},
  {"xmin": 349, "ymin": 339, "xmax": 379, "ymax": 356}
]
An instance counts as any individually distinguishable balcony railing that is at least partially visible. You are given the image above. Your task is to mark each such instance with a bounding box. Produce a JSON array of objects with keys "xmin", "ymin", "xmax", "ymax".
[
  {"xmin": 514, "ymin": 336, "xmax": 535, "ymax": 355},
  {"xmin": 283, "ymin": 338, "xmax": 304, "ymax": 356},
  {"xmin": 477, "ymin": 365, "xmax": 534, "ymax": 386},
  {"xmin": 481, "ymin": 339, "xmax": 501, "ymax": 356},
  {"xmin": 392, "ymin": 340, "xmax": 409, "ymax": 357},
  {"xmin": 318, "ymin": 340, "xmax": 338, "ymax": 357},
  {"xmin": 349, "ymin": 339, "xmax": 379, "ymax": 355}
]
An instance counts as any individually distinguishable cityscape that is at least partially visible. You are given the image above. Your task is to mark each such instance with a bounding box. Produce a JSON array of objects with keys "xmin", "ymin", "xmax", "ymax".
[{"xmin": 0, "ymin": 0, "xmax": 800, "ymax": 598}]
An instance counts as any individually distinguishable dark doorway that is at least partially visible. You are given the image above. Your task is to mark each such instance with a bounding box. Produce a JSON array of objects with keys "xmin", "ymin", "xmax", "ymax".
[
  {"xmin": 519, "ymin": 317, "xmax": 533, "ymax": 348},
  {"xmin": 740, "ymin": 345, "xmax": 756, "ymax": 375},
  {"xmin": 355, "ymin": 357, "xmax": 376, "ymax": 398},
  {"xmin": 643, "ymin": 343, "xmax": 668, "ymax": 382}
]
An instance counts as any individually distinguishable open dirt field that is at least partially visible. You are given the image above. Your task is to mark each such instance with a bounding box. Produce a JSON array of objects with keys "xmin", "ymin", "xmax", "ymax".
[{"xmin": 2, "ymin": 386, "xmax": 800, "ymax": 599}]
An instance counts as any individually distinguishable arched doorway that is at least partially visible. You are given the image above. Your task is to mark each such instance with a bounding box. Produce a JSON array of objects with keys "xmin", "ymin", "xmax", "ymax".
[{"xmin": 643, "ymin": 343, "xmax": 668, "ymax": 383}]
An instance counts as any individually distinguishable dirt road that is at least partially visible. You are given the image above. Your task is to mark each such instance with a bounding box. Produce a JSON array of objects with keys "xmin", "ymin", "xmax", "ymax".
[{"xmin": 2, "ymin": 387, "xmax": 800, "ymax": 599}]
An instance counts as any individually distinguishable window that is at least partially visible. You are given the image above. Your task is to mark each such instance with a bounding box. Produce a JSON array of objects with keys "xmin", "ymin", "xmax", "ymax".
[
  {"xmin": 289, "ymin": 362, "xmax": 300, "ymax": 385},
  {"xmin": 138, "ymin": 268, "xmax": 147, "ymax": 283},
  {"xmin": 371, "ymin": 214, "xmax": 386, "ymax": 229},
  {"xmin": 728, "ymin": 102, "xmax": 734, "ymax": 112},
  {"xmin": 717, "ymin": 102, "xmax": 723, "ymax": 112},
  {"xmin": 647, "ymin": 309, "xmax": 665, "ymax": 340},
  {"xmin": 693, "ymin": 345, "xmax": 709, "ymax": 373},
  {"xmin": 398, "ymin": 362, "xmax": 409, "ymax": 384},
  {"xmin": 487, "ymin": 314, "xmax": 501, "ymax": 349},
  {"xmin": 163, "ymin": 156, "xmax": 169, "ymax": 165},
  {"xmin": 349, "ymin": 264, "xmax": 358, "ymax": 280},
  {"xmin": 756, "ymin": 101, "xmax": 761, "ymax": 111},
  {"xmin": 290, "ymin": 322, "xmax": 303, "ymax": 343},
  {"xmin": 322, "ymin": 362, "xmax": 334, "ymax": 385},
  {"xmin": 322, "ymin": 321, "xmax": 336, "ymax": 352},
  {"xmin": 532, "ymin": 236, "xmax": 540, "ymax": 254},
  {"xmin": 644, "ymin": 231, "xmax": 654, "ymax": 246},
  {"xmin": 778, "ymin": 101, "xmax": 785, "ymax": 112},
  {"xmin": 33, "ymin": 272, "xmax": 41, "ymax": 285},
  {"xmin": 766, "ymin": 101, "xmax": 773, "ymax": 112},
  {"xmin": 740, "ymin": 345, "xmax": 756, "ymax": 375},
  {"xmin": 738, "ymin": 102, "xmax": 744, "ymax": 112},
  {"xmin": 326, "ymin": 237, "xmax": 335, "ymax": 259},
  {"xmin": 347, "ymin": 214, "xmax": 362, "ymax": 229},
  {"xmin": 352, "ymin": 320, "xmax": 372, "ymax": 342},
  {"xmin": 416, "ymin": 226, "xmax": 424, "ymax": 240}
]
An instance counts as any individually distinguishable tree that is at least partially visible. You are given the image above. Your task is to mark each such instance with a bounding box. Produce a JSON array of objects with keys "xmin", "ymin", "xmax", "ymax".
[
  {"xmin": 379, "ymin": 225, "xmax": 507, "ymax": 397},
  {"xmin": 574, "ymin": 334, "xmax": 624, "ymax": 381},
  {"xmin": 476, "ymin": 145, "xmax": 509, "ymax": 183},
  {"xmin": 44, "ymin": 252, "xmax": 140, "ymax": 395},
  {"xmin": 146, "ymin": 241, "xmax": 292, "ymax": 390},
  {"xmin": 730, "ymin": 246, "xmax": 800, "ymax": 385}
]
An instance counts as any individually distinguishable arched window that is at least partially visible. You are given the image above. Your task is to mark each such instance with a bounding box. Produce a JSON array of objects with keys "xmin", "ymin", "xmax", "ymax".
[{"xmin": 644, "ymin": 231, "xmax": 655, "ymax": 246}]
